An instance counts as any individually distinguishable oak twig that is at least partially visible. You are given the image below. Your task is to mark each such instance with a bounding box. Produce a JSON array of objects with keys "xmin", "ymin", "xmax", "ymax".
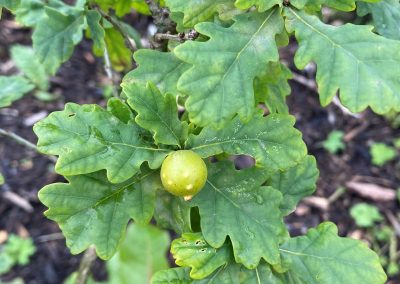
[
  {"xmin": 145, "ymin": 0, "xmax": 176, "ymax": 49},
  {"xmin": 0, "ymin": 128, "xmax": 56, "ymax": 162},
  {"xmin": 75, "ymin": 246, "xmax": 97, "ymax": 284},
  {"xmin": 154, "ymin": 30, "xmax": 199, "ymax": 42},
  {"xmin": 145, "ymin": 0, "xmax": 160, "ymax": 15}
]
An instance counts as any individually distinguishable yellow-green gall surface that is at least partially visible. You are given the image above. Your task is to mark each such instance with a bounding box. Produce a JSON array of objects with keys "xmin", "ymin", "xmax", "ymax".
[{"xmin": 160, "ymin": 150, "xmax": 207, "ymax": 198}]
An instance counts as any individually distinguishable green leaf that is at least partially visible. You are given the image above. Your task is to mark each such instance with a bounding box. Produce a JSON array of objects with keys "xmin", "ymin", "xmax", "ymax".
[
  {"xmin": 33, "ymin": 103, "xmax": 170, "ymax": 183},
  {"xmin": 175, "ymin": 8, "xmax": 284, "ymax": 128},
  {"xmin": 3, "ymin": 235, "xmax": 36, "ymax": 266},
  {"xmin": 107, "ymin": 98, "xmax": 134, "ymax": 124},
  {"xmin": 95, "ymin": 0, "xmax": 149, "ymax": 17},
  {"xmin": 0, "ymin": 76, "xmax": 34, "ymax": 107},
  {"xmin": 114, "ymin": 0, "xmax": 132, "ymax": 17},
  {"xmin": 280, "ymin": 222, "xmax": 387, "ymax": 284},
  {"xmin": 39, "ymin": 170, "xmax": 161, "ymax": 259},
  {"xmin": 322, "ymin": 130, "xmax": 345, "ymax": 154},
  {"xmin": 269, "ymin": 155, "xmax": 318, "ymax": 215},
  {"xmin": 350, "ymin": 203, "xmax": 383, "ymax": 227},
  {"xmin": 0, "ymin": 0, "xmax": 20, "ymax": 11},
  {"xmin": 0, "ymin": 172, "xmax": 4, "ymax": 185},
  {"xmin": 171, "ymin": 233, "xmax": 231, "ymax": 279},
  {"xmin": 151, "ymin": 267, "xmax": 192, "ymax": 283},
  {"xmin": 196, "ymin": 262, "xmax": 285, "ymax": 284},
  {"xmin": 291, "ymin": 0, "xmax": 379, "ymax": 11},
  {"xmin": 234, "ymin": 0, "xmax": 281, "ymax": 12},
  {"xmin": 165, "ymin": 0, "xmax": 234, "ymax": 28},
  {"xmin": 32, "ymin": 7, "xmax": 86, "ymax": 74},
  {"xmin": 154, "ymin": 189, "xmax": 192, "ymax": 234},
  {"xmin": 86, "ymin": 10, "xmax": 106, "ymax": 52},
  {"xmin": 370, "ymin": 143, "xmax": 397, "ymax": 166},
  {"xmin": 103, "ymin": 27, "xmax": 133, "ymax": 71},
  {"xmin": 132, "ymin": 0, "xmax": 151, "ymax": 15},
  {"xmin": 125, "ymin": 83, "xmax": 188, "ymax": 147},
  {"xmin": 254, "ymin": 62, "xmax": 292, "ymax": 114},
  {"xmin": 285, "ymin": 7, "xmax": 400, "ymax": 114},
  {"xmin": 14, "ymin": 0, "xmax": 45, "ymax": 26},
  {"xmin": 357, "ymin": 0, "xmax": 400, "ymax": 40},
  {"xmin": 394, "ymin": 137, "xmax": 400, "ymax": 149},
  {"xmin": 237, "ymin": 264, "xmax": 285, "ymax": 284},
  {"xmin": 10, "ymin": 45, "xmax": 49, "ymax": 90},
  {"xmin": 122, "ymin": 49, "xmax": 190, "ymax": 95},
  {"xmin": 13, "ymin": 0, "xmax": 70, "ymax": 27},
  {"xmin": 107, "ymin": 224, "xmax": 170, "ymax": 284},
  {"xmin": 191, "ymin": 161, "xmax": 286, "ymax": 268},
  {"xmin": 152, "ymin": 262, "xmax": 286, "ymax": 283},
  {"xmin": 0, "ymin": 253, "xmax": 14, "ymax": 275},
  {"xmin": 326, "ymin": 0, "xmax": 380, "ymax": 11},
  {"xmin": 187, "ymin": 112, "xmax": 307, "ymax": 171},
  {"xmin": 34, "ymin": 90, "xmax": 59, "ymax": 102}
]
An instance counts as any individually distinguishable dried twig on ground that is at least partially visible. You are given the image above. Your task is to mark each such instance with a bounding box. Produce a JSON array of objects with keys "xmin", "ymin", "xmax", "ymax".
[
  {"xmin": 384, "ymin": 211, "xmax": 400, "ymax": 238},
  {"xmin": 346, "ymin": 181, "xmax": 396, "ymax": 202},
  {"xmin": 1, "ymin": 191, "xmax": 34, "ymax": 212}
]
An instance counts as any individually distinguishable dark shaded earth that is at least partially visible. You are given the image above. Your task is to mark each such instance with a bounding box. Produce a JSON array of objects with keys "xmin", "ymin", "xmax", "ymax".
[{"xmin": 0, "ymin": 10, "xmax": 399, "ymax": 284}]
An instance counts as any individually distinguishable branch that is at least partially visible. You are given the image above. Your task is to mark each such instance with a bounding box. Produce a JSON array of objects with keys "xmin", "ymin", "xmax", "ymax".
[
  {"xmin": 0, "ymin": 128, "xmax": 56, "ymax": 162},
  {"xmin": 145, "ymin": 0, "xmax": 176, "ymax": 49},
  {"xmin": 95, "ymin": 7, "xmax": 137, "ymax": 54},
  {"xmin": 154, "ymin": 30, "xmax": 199, "ymax": 42},
  {"xmin": 145, "ymin": 0, "xmax": 160, "ymax": 15},
  {"xmin": 75, "ymin": 246, "xmax": 97, "ymax": 284}
]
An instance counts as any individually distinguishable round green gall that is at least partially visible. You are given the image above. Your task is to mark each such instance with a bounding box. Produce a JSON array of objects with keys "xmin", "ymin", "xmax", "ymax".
[{"xmin": 160, "ymin": 150, "xmax": 207, "ymax": 200}]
